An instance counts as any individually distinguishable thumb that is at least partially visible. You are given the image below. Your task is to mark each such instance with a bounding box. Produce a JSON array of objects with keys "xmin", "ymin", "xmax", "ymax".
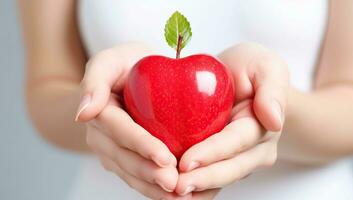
[
  {"xmin": 75, "ymin": 83, "xmax": 112, "ymax": 122},
  {"xmin": 75, "ymin": 43, "xmax": 153, "ymax": 122},
  {"xmin": 75, "ymin": 49, "xmax": 126, "ymax": 122},
  {"xmin": 253, "ymin": 83, "xmax": 287, "ymax": 132},
  {"xmin": 241, "ymin": 46, "xmax": 289, "ymax": 132},
  {"xmin": 252, "ymin": 57, "xmax": 288, "ymax": 132}
]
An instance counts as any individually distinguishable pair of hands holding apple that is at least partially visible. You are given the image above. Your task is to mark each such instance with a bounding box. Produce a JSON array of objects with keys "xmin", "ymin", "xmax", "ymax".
[{"xmin": 75, "ymin": 41, "xmax": 289, "ymax": 200}]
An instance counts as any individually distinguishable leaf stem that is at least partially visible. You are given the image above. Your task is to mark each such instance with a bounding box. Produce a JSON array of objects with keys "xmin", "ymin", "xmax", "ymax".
[{"xmin": 176, "ymin": 34, "xmax": 183, "ymax": 59}]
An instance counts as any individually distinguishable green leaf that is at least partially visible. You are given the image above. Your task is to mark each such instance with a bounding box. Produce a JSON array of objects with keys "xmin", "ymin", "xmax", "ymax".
[{"xmin": 164, "ymin": 11, "xmax": 192, "ymax": 51}]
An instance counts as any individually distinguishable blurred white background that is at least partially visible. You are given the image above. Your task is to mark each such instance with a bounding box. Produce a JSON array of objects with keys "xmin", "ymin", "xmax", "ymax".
[{"xmin": 0, "ymin": 1, "xmax": 80, "ymax": 199}]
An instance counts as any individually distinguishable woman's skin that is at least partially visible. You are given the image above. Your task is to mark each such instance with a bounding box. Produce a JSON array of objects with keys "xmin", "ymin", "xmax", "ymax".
[{"xmin": 19, "ymin": 0, "xmax": 353, "ymax": 200}]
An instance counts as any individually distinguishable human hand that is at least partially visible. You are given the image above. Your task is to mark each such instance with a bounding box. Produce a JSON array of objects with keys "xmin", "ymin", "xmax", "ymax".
[
  {"xmin": 76, "ymin": 43, "xmax": 191, "ymax": 200},
  {"xmin": 175, "ymin": 43, "xmax": 289, "ymax": 198}
]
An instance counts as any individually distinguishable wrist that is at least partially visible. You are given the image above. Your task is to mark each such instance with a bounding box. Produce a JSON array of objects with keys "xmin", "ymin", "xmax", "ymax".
[{"xmin": 284, "ymin": 86, "xmax": 299, "ymax": 122}]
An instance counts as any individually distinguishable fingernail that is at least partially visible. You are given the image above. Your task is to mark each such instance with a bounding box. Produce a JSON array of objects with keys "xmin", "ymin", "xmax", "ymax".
[
  {"xmin": 186, "ymin": 161, "xmax": 200, "ymax": 172},
  {"xmin": 271, "ymin": 100, "xmax": 283, "ymax": 128},
  {"xmin": 155, "ymin": 180, "xmax": 173, "ymax": 193},
  {"xmin": 75, "ymin": 94, "xmax": 91, "ymax": 121},
  {"xmin": 180, "ymin": 186, "xmax": 195, "ymax": 196}
]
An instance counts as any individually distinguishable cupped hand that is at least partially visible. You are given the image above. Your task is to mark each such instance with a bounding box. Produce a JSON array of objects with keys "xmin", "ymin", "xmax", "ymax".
[
  {"xmin": 76, "ymin": 43, "xmax": 190, "ymax": 200},
  {"xmin": 176, "ymin": 43, "xmax": 289, "ymax": 198}
]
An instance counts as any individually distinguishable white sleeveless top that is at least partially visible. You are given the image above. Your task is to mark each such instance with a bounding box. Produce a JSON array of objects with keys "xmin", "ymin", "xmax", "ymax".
[{"xmin": 69, "ymin": 1, "xmax": 353, "ymax": 199}]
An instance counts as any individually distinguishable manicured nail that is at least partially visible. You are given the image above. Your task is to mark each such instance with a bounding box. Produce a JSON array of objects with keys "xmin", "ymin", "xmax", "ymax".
[
  {"xmin": 180, "ymin": 186, "xmax": 195, "ymax": 196},
  {"xmin": 271, "ymin": 100, "xmax": 282, "ymax": 128},
  {"xmin": 186, "ymin": 161, "xmax": 200, "ymax": 172},
  {"xmin": 75, "ymin": 94, "xmax": 91, "ymax": 121},
  {"xmin": 155, "ymin": 180, "xmax": 173, "ymax": 193}
]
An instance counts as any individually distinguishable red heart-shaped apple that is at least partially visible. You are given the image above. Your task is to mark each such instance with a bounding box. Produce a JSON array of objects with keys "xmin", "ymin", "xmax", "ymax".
[{"xmin": 124, "ymin": 54, "xmax": 234, "ymax": 159}]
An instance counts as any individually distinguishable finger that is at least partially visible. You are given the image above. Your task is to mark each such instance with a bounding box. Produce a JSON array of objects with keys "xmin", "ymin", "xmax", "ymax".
[
  {"xmin": 96, "ymin": 105, "xmax": 177, "ymax": 167},
  {"xmin": 86, "ymin": 127, "xmax": 178, "ymax": 192},
  {"xmin": 176, "ymin": 142, "xmax": 277, "ymax": 195},
  {"xmin": 250, "ymin": 51, "xmax": 288, "ymax": 132},
  {"xmin": 179, "ymin": 103, "xmax": 263, "ymax": 172},
  {"xmin": 253, "ymin": 82, "xmax": 287, "ymax": 132},
  {"xmin": 75, "ymin": 43, "xmax": 152, "ymax": 122},
  {"xmin": 231, "ymin": 99, "xmax": 256, "ymax": 120},
  {"xmin": 75, "ymin": 49, "xmax": 125, "ymax": 122},
  {"xmin": 99, "ymin": 156, "xmax": 191, "ymax": 200},
  {"xmin": 218, "ymin": 43, "xmax": 288, "ymax": 131},
  {"xmin": 191, "ymin": 189, "xmax": 220, "ymax": 200},
  {"xmin": 218, "ymin": 44, "xmax": 255, "ymax": 103}
]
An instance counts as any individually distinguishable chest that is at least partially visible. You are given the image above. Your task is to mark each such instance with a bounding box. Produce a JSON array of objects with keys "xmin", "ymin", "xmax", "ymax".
[
  {"xmin": 79, "ymin": 0, "xmax": 327, "ymax": 54},
  {"xmin": 78, "ymin": 0, "xmax": 328, "ymax": 90}
]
